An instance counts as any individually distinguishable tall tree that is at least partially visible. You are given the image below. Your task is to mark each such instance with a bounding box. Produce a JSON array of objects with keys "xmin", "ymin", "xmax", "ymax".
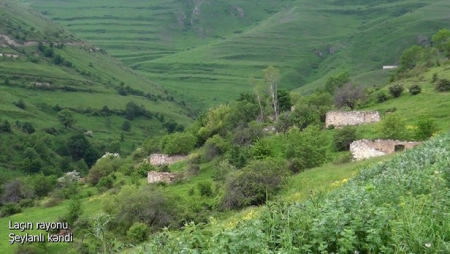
[
  {"xmin": 249, "ymin": 75, "xmax": 265, "ymax": 122},
  {"xmin": 263, "ymin": 66, "xmax": 280, "ymax": 121},
  {"xmin": 57, "ymin": 109, "xmax": 75, "ymax": 128},
  {"xmin": 333, "ymin": 83, "xmax": 366, "ymax": 110},
  {"xmin": 432, "ymin": 28, "xmax": 450, "ymax": 58},
  {"xmin": 325, "ymin": 71, "xmax": 351, "ymax": 94}
]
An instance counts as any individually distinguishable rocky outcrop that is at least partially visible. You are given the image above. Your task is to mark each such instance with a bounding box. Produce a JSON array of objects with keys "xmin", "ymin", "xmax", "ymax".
[{"xmin": 350, "ymin": 139, "xmax": 421, "ymax": 161}]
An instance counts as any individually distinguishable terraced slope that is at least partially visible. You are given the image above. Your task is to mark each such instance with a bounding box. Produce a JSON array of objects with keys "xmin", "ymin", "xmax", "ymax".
[
  {"xmin": 21, "ymin": 0, "xmax": 450, "ymax": 110},
  {"xmin": 0, "ymin": 0, "xmax": 191, "ymax": 174}
]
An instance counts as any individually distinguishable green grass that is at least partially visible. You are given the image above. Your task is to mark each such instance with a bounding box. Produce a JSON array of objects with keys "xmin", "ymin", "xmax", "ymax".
[{"xmin": 20, "ymin": 0, "xmax": 450, "ymax": 110}]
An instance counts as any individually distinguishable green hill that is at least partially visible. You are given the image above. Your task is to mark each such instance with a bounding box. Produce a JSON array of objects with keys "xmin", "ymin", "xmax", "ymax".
[
  {"xmin": 20, "ymin": 0, "xmax": 450, "ymax": 110},
  {"xmin": 0, "ymin": 0, "xmax": 191, "ymax": 179}
]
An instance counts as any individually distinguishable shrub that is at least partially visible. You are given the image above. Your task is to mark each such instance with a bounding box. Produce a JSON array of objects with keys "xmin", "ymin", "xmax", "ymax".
[
  {"xmin": 414, "ymin": 118, "xmax": 438, "ymax": 140},
  {"xmin": 333, "ymin": 126, "xmax": 358, "ymax": 151},
  {"xmin": 221, "ymin": 159, "xmax": 289, "ymax": 210},
  {"xmin": 127, "ymin": 222, "xmax": 149, "ymax": 244},
  {"xmin": 197, "ymin": 181, "xmax": 213, "ymax": 197},
  {"xmin": 121, "ymin": 121, "xmax": 131, "ymax": 132},
  {"xmin": 161, "ymin": 132, "xmax": 197, "ymax": 155},
  {"xmin": 379, "ymin": 114, "xmax": 407, "ymax": 140},
  {"xmin": 376, "ymin": 91, "xmax": 389, "ymax": 103},
  {"xmin": 203, "ymin": 135, "xmax": 230, "ymax": 161},
  {"xmin": 432, "ymin": 72, "xmax": 439, "ymax": 83},
  {"xmin": 43, "ymin": 198, "xmax": 62, "ymax": 208},
  {"xmin": 97, "ymin": 175, "xmax": 114, "ymax": 191},
  {"xmin": 408, "ymin": 84, "xmax": 422, "ymax": 95},
  {"xmin": 435, "ymin": 78, "xmax": 450, "ymax": 92},
  {"xmin": 251, "ymin": 138, "xmax": 274, "ymax": 160},
  {"xmin": 388, "ymin": 84, "xmax": 404, "ymax": 98},
  {"xmin": 0, "ymin": 203, "xmax": 22, "ymax": 217},
  {"xmin": 284, "ymin": 126, "xmax": 328, "ymax": 170},
  {"xmin": 13, "ymin": 99, "xmax": 26, "ymax": 109}
]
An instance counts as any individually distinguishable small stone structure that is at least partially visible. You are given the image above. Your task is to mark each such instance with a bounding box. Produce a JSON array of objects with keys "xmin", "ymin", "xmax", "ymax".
[
  {"xmin": 350, "ymin": 139, "xmax": 421, "ymax": 161},
  {"xmin": 383, "ymin": 65, "xmax": 398, "ymax": 70},
  {"xmin": 0, "ymin": 53, "xmax": 19, "ymax": 58},
  {"xmin": 325, "ymin": 111, "xmax": 380, "ymax": 128},
  {"xmin": 147, "ymin": 153, "xmax": 187, "ymax": 166},
  {"xmin": 147, "ymin": 171, "xmax": 176, "ymax": 184}
]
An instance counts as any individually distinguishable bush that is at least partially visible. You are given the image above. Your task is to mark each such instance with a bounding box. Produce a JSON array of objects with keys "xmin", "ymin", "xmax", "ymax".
[
  {"xmin": 333, "ymin": 126, "xmax": 358, "ymax": 151},
  {"xmin": 97, "ymin": 175, "xmax": 114, "ymax": 191},
  {"xmin": 221, "ymin": 159, "xmax": 289, "ymax": 210},
  {"xmin": 0, "ymin": 203, "xmax": 22, "ymax": 217},
  {"xmin": 389, "ymin": 84, "xmax": 404, "ymax": 98},
  {"xmin": 197, "ymin": 181, "xmax": 213, "ymax": 197},
  {"xmin": 379, "ymin": 114, "xmax": 407, "ymax": 140},
  {"xmin": 203, "ymin": 135, "xmax": 230, "ymax": 161},
  {"xmin": 414, "ymin": 118, "xmax": 438, "ymax": 140},
  {"xmin": 13, "ymin": 99, "xmax": 26, "ymax": 109},
  {"xmin": 127, "ymin": 222, "xmax": 149, "ymax": 244},
  {"xmin": 408, "ymin": 84, "xmax": 422, "ymax": 95},
  {"xmin": 121, "ymin": 121, "xmax": 131, "ymax": 132},
  {"xmin": 432, "ymin": 72, "xmax": 439, "ymax": 83},
  {"xmin": 376, "ymin": 92, "xmax": 389, "ymax": 103},
  {"xmin": 435, "ymin": 78, "xmax": 450, "ymax": 92}
]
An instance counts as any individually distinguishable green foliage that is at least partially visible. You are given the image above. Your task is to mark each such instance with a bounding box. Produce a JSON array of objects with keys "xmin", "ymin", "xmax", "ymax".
[
  {"xmin": 197, "ymin": 181, "xmax": 213, "ymax": 197},
  {"xmin": 0, "ymin": 120, "xmax": 11, "ymax": 133},
  {"xmin": 284, "ymin": 126, "xmax": 329, "ymax": 170},
  {"xmin": 0, "ymin": 203, "xmax": 22, "ymax": 217},
  {"xmin": 376, "ymin": 91, "xmax": 389, "ymax": 102},
  {"xmin": 66, "ymin": 134, "xmax": 100, "ymax": 167},
  {"xmin": 203, "ymin": 134, "xmax": 230, "ymax": 161},
  {"xmin": 414, "ymin": 118, "xmax": 437, "ymax": 140},
  {"xmin": 333, "ymin": 126, "xmax": 358, "ymax": 151},
  {"xmin": 121, "ymin": 120, "xmax": 131, "ymax": 132},
  {"xmin": 389, "ymin": 84, "xmax": 404, "ymax": 98},
  {"xmin": 127, "ymin": 222, "xmax": 149, "ymax": 244},
  {"xmin": 432, "ymin": 72, "xmax": 439, "ymax": 83},
  {"xmin": 334, "ymin": 83, "xmax": 367, "ymax": 110},
  {"xmin": 139, "ymin": 133, "xmax": 450, "ymax": 253},
  {"xmin": 57, "ymin": 109, "xmax": 75, "ymax": 128},
  {"xmin": 87, "ymin": 156, "xmax": 122, "ymax": 185},
  {"xmin": 379, "ymin": 114, "xmax": 407, "ymax": 140},
  {"xmin": 221, "ymin": 158, "xmax": 289, "ymax": 210},
  {"xmin": 66, "ymin": 196, "xmax": 83, "ymax": 225},
  {"xmin": 198, "ymin": 105, "xmax": 231, "ymax": 141},
  {"xmin": 408, "ymin": 84, "xmax": 422, "ymax": 95},
  {"xmin": 97, "ymin": 175, "xmax": 114, "ymax": 191},
  {"xmin": 13, "ymin": 99, "xmax": 26, "ymax": 109},
  {"xmin": 161, "ymin": 132, "xmax": 197, "ymax": 155},
  {"xmin": 251, "ymin": 138, "xmax": 274, "ymax": 160},
  {"xmin": 399, "ymin": 45, "xmax": 423, "ymax": 71},
  {"xmin": 103, "ymin": 185, "xmax": 179, "ymax": 234},
  {"xmin": 435, "ymin": 78, "xmax": 450, "ymax": 92},
  {"xmin": 432, "ymin": 28, "xmax": 450, "ymax": 58},
  {"xmin": 325, "ymin": 71, "xmax": 351, "ymax": 94},
  {"xmin": 277, "ymin": 89, "xmax": 292, "ymax": 112}
]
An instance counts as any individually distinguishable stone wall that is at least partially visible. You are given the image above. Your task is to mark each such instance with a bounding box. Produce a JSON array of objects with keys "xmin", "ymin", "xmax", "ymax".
[
  {"xmin": 325, "ymin": 111, "xmax": 380, "ymax": 128},
  {"xmin": 147, "ymin": 171, "xmax": 176, "ymax": 184},
  {"xmin": 350, "ymin": 139, "xmax": 421, "ymax": 161},
  {"xmin": 146, "ymin": 153, "xmax": 187, "ymax": 166}
]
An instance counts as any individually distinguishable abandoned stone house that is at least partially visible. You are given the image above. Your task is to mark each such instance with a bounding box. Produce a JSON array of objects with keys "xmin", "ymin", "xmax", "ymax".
[
  {"xmin": 325, "ymin": 111, "xmax": 380, "ymax": 128},
  {"xmin": 147, "ymin": 171, "xmax": 176, "ymax": 184},
  {"xmin": 145, "ymin": 153, "xmax": 187, "ymax": 166},
  {"xmin": 350, "ymin": 139, "xmax": 421, "ymax": 161}
]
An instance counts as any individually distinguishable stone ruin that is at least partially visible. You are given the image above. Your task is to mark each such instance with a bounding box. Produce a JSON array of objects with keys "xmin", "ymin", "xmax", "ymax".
[
  {"xmin": 325, "ymin": 111, "xmax": 380, "ymax": 128},
  {"xmin": 146, "ymin": 153, "xmax": 187, "ymax": 166},
  {"xmin": 147, "ymin": 171, "xmax": 176, "ymax": 184},
  {"xmin": 350, "ymin": 139, "xmax": 422, "ymax": 161}
]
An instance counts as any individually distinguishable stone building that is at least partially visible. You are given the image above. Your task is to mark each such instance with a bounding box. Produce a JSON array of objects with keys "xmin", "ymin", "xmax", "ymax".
[
  {"xmin": 325, "ymin": 111, "xmax": 380, "ymax": 128},
  {"xmin": 350, "ymin": 139, "xmax": 421, "ymax": 161},
  {"xmin": 147, "ymin": 171, "xmax": 176, "ymax": 184},
  {"xmin": 146, "ymin": 153, "xmax": 187, "ymax": 166}
]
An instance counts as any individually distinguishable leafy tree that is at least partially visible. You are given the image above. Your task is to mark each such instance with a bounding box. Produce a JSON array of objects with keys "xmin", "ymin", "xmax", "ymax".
[
  {"xmin": 161, "ymin": 132, "xmax": 197, "ymax": 155},
  {"xmin": 198, "ymin": 104, "xmax": 231, "ymax": 141},
  {"xmin": 325, "ymin": 71, "xmax": 351, "ymax": 94},
  {"xmin": 57, "ymin": 109, "xmax": 75, "ymax": 128},
  {"xmin": 125, "ymin": 102, "xmax": 141, "ymax": 120},
  {"xmin": 284, "ymin": 126, "xmax": 328, "ymax": 170},
  {"xmin": 121, "ymin": 120, "xmax": 131, "ymax": 132},
  {"xmin": 249, "ymin": 76, "xmax": 265, "ymax": 121},
  {"xmin": 414, "ymin": 118, "xmax": 437, "ymax": 140},
  {"xmin": 399, "ymin": 45, "xmax": 423, "ymax": 71},
  {"xmin": 277, "ymin": 89, "xmax": 292, "ymax": 112},
  {"xmin": 432, "ymin": 28, "xmax": 450, "ymax": 58},
  {"xmin": 1, "ymin": 179, "xmax": 26, "ymax": 204},
  {"xmin": 333, "ymin": 83, "xmax": 367, "ymax": 110},
  {"xmin": 379, "ymin": 114, "xmax": 407, "ymax": 140},
  {"xmin": 21, "ymin": 122, "xmax": 35, "ymax": 134},
  {"xmin": 66, "ymin": 196, "xmax": 83, "ymax": 225},
  {"xmin": 333, "ymin": 126, "xmax": 358, "ymax": 151},
  {"xmin": 66, "ymin": 134, "xmax": 100, "ymax": 167},
  {"xmin": 221, "ymin": 159, "xmax": 289, "ymax": 210},
  {"xmin": 263, "ymin": 66, "xmax": 280, "ymax": 121},
  {"xmin": 103, "ymin": 185, "xmax": 179, "ymax": 233}
]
